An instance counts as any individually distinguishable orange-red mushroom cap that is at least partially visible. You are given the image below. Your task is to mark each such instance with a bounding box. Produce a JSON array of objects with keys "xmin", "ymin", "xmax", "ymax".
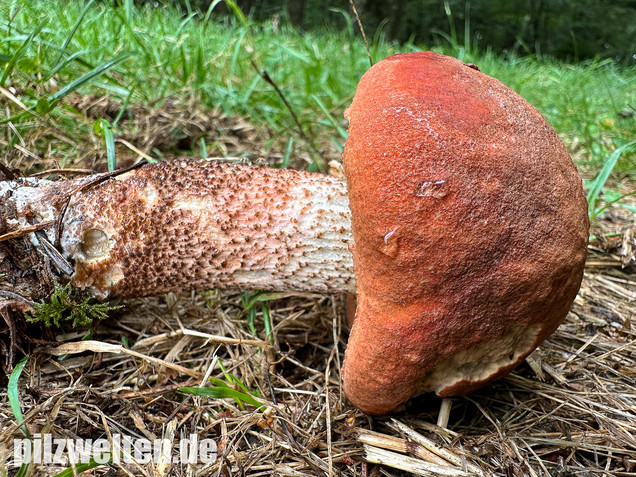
[{"xmin": 341, "ymin": 52, "xmax": 589, "ymax": 415}]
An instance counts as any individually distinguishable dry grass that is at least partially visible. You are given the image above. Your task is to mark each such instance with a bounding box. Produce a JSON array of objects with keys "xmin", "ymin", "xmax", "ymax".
[{"xmin": 0, "ymin": 96, "xmax": 635, "ymax": 477}]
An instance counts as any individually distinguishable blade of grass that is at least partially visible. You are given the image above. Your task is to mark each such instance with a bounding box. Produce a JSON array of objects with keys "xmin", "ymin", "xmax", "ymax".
[
  {"xmin": 223, "ymin": 0, "xmax": 249, "ymax": 27},
  {"xmin": 12, "ymin": 458, "xmax": 29, "ymax": 477},
  {"xmin": 92, "ymin": 81, "xmax": 131, "ymax": 97},
  {"xmin": 242, "ymin": 291, "xmax": 258, "ymax": 336},
  {"xmin": 203, "ymin": 0, "xmax": 224, "ymax": 24},
  {"xmin": 331, "ymin": 135, "xmax": 344, "ymax": 153},
  {"xmin": 45, "ymin": 50, "xmax": 87, "ymax": 80},
  {"xmin": 590, "ymin": 189, "xmax": 636, "ymax": 219},
  {"xmin": 111, "ymin": 3, "xmax": 149, "ymax": 55},
  {"xmin": 52, "ymin": 457, "xmax": 110, "ymax": 477},
  {"xmin": 240, "ymin": 74, "xmax": 261, "ymax": 105},
  {"xmin": 226, "ymin": 374, "xmax": 257, "ymax": 396},
  {"xmin": 94, "ymin": 119, "xmax": 117, "ymax": 171},
  {"xmin": 48, "ymin": 52, "xmax": 133, "ymax": 103},
  {"xmin": 216, "ymin": 358, "xmax": 233, "ymax": 383},
  {"xmin": 178, "ymin": 386, "xmax": 264, "ymax": 410},
  {"xmin": 261, "ymin": 301, "xmax": 273, "ymax": 344},
  {"xmin": 112, "ymin": 82, "xmax": 136, "ymax": 127},
  {"xmin": 227, "ymin": 29, "xmax": 247, "ymax": 94},
  {"xmin": 8, "ymin": 357, "xmax": 31, "ymax": 477},
  {"xmin": 195, "ymin": 44, "xmax": 205, "ymax": 85},
  {"xmin": 0, "ymin": 108, "xmax": 36, "ymax": 126},
  {"xmin": 50, "ymin": 0, "xmax": 96, "ymax": 71},
  {"xmin": 199, "ymin": 137, "xmax": 207, "ymax": 158},
  {"xmin": 0, "ymin": 54, "xmax": 132, "ymax": 125},
  {"xmin": 8, "ymin": 356, "xmax": 30, "ymax": 438},
  {"xmin": 214, "ymin": 360, "xmax": 260, "ymax": 399},
  {"xmin": 279, "ymin": 136, "xmax": 294, "ymax": 168},
  {"xmin": 587, "ymin": 140, "xmax": 636, "ymax": 217},
  {"xmin": 208, "ymin": 376, "xmax": 231, "ymax": 388},
  {"xmin": 0, "ymin": 20, "xmax": 47, "ymax": 87},
  {"xmin": 180, "ymin": 45, "xmax": 190, "ymax": 85},
  {"xmin": 123, "ymin": 0, "xmax": 134, "ymax": 23},
  {"xmin": 243, "ymin": 291, "xmax": 281, "ymax": 309},
  {"xmin": 312, "ymin": 94, "xmax": 348, "ymax": 140}
]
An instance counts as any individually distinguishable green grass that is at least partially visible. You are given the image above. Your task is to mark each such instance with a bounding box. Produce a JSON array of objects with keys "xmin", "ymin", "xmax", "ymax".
[
  {"xmin": 0, "ymin": 1, "xmax": 634, "ymax": 175},
  {"xmin": 7, "ymin": 356, "xmax": 30, "ymax": 477},
  {"xmin": 179, "ymin": 360, "xmax": 264, "ymax": 411}
]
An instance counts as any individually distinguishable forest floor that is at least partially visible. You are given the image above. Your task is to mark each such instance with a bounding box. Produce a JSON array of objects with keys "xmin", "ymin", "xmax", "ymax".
[
  {"xmin": 1, "ymin": 3, "xmax": 635, "ymax": 475},
  {"xmin": 0, "ymin": 97, "xmax": 634, "ymax": 477}
]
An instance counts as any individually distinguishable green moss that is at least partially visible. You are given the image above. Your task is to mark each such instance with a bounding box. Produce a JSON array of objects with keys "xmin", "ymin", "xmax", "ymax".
[{"xmin": 27, "ymin": 282, "xmax": 122, "ymax": 328}]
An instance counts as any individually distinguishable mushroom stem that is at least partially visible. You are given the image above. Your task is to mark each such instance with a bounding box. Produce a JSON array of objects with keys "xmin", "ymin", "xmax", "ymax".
[{"xmin": 0, "ymin": 159, "xmax": 355, "ymax": 300}]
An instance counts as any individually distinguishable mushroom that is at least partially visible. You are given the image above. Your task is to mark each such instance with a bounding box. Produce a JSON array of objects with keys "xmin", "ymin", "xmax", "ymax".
[
  {"xmin": 0, "ymin": 52, "xmax": 588, "ymax": 415},
  {"xmin": 340, "ymin": 52, "xmax": 589, "ymax": 414}
]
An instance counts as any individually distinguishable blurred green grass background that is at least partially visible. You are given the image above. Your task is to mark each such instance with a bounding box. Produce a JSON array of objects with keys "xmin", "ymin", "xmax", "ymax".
[{"xmin": 0, "ymin": 0, "xmax": 634, "ymax": 178}]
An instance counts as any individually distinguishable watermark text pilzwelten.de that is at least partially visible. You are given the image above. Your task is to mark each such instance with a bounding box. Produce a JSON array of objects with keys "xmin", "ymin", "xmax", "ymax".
[{"xmin": 12, "ymin": 433, "xmax": 218, "ymax": 466}]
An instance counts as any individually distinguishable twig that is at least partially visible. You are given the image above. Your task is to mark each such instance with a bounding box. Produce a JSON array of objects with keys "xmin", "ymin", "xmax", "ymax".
[
  {"xmin": 0, "ymin": 311, "xmax": 15, "ymax": 370},
  {"xmin": 41, "ymin": 340, "xmax": 204, "ymax": 379},
  {"xmin": 34, "ymin": 231, "xmax": 74, "ymax": 276},
  {"xmin": 249, "ymin": 59, "xmax": 322, "ymax": 169},
  {"xmin": 132, "ymin": 328, "xmax": 269, "ymax": 349},
  {"xmin": 348, "ymin": 0, "xmax": 372, "ymax": 66},
  {"xmin": 325, "ymin": 347, "xmax": 335, "ymax": 476},
  {"xmin": 0, "ymin": 290, "xmax": 35, "ymax": 307},
  {"xmin": 264, "ymin": 357, "xmax": 298, "ymax": 448},
  {"xmin": 116, "ymin": 138, "xmax": 157, "ymax": 162},
  {"xmin": 29, "ymin": 168, "xmax": 94, "ymax": 177},
  {"xmin": 0, "ymin": 220, "xmax": 55, "ymax": 243},
  {"xmin": 357, "ymin": 428, "xmax": 450, "ymax": 465},
  {"xmin": 362, "ymin": 445, "xmax": 471, "ymax": 476},
  {"xmin": 389, "ymin": 419, "xmax": 484, "ymax": 474},
  {"xmin": 0, "ymin": 289, "xmax": 35, "ymax": 371},
  {"xmin": 0, "ymin": 85, "xmax": 29, "ymax": 111}
]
